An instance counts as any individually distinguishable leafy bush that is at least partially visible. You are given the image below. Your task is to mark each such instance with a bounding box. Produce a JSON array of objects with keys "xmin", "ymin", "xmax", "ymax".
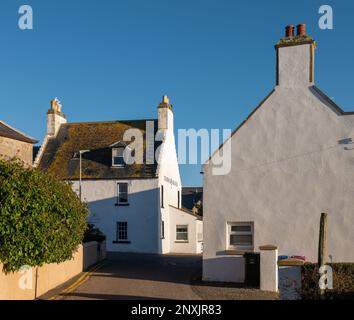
[
  {"xmin": 0, "ymin": 159, "xmax": 88, "ymax": 273},
  {"xmin": 83, "ymin": 224, "xmax": 106, "ymax": 243},
  {"xmin": 302, "ymin": 263, "xmax": 354, "ymax": 300}
]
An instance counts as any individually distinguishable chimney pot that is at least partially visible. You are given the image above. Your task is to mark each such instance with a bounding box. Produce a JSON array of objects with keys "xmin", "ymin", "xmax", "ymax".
[
  {"xmin": 162, "ymin": 95, "xmax": 170, "ymax": 104},
  {"xmin": 297, "ymin": 24, "xmax": 306, "ymax": 36},
  {"xmin": 285, "ymin": 25, "xmax": 294, "ymax": 38}
]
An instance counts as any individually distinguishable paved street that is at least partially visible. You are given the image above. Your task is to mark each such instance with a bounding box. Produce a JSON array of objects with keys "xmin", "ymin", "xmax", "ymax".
[
  {"xmin": 53, "ymin": 253, "xmax": 202, "ymax": 300},
  {"xmin": 42, "ymin": 253, "xmax": 278, "ymax": 300}
]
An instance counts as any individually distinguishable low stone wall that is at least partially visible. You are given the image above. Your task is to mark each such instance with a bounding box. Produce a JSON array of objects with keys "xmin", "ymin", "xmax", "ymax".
[{"xmin": 0, "ymin": 241, "xmax": 106, "ymax": 300}]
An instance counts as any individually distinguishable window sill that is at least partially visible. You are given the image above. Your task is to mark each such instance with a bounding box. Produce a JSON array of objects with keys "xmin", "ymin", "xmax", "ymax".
[
  {"xmin": 115, "ymin": 203, "xmax": 130, "ymax": 207},
  {"xmin": 112, "ymin": 241, "xmax": 131, "ymax": 244},
  {"xmin": 175, "ymin": 240, "xmax": 189, "ymax": 243}
]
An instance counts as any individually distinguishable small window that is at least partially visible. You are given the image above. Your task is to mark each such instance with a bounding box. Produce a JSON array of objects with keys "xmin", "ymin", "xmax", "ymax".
[
  {"xmin": 177, "ymin": 191, "xmax": 180, "ymax": 209},
  {"xmin": 117, "ymin": 183, "xmax": 128, "ymax": 204},
  {"xmin": 112, "ymin": 147, "xmax": 125, "ymax": 167},
  {"xmin": 197, "ymin": 223, "xmax": 203, "ymax": 242},
  {"xmin": 228, "ymin": 222, "xmax": 253, "ymax": 249},
  {"xmin": 176, "ymin": 225, "xmax": 188, "ymax": 241},
  {"xmin": 161, "ymin": 221, "xmax": 165, "ymax": 239},
  {"xmin": 117, "ymin": 222, "xmax": 128, "ymax": 241},
  {"xmin": 161, "ymin": 185, "xmax": 164, "ymax": 208}
]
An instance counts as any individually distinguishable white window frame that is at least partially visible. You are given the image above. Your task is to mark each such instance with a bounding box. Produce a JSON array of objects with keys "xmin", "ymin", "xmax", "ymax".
[
  {"xmin": 117, "ymin": 221, "xmax": 128, "ymax": 241},
  {"xmin": 117, "ymin": 183, "xmax": 129, "ymax": 204},
  {"xmin": 176, "ymin": 225, "xmax": 188, "ymax": 242},
  {"xmin": 112, "ymin": 147, "xmax": 125, "ymax": 167},
  {"xmin": 227, "ymin": 222, "xmax": 254, "ymax": 250}
]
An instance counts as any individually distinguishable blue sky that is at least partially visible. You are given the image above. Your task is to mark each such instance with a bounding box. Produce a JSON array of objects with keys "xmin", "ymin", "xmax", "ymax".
[{"xmin": 0, "ymin": 0, "xmax": 353, "ymax": 186}]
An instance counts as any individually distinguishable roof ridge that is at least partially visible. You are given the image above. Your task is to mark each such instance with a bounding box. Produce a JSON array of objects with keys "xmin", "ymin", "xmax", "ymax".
[
  {"xmin": 0, "ymin": 120, "xmax": 38, "ymax": 144},
  {"xmin": 65, "ymin": 118, "xmax": 158, "ymax": 126}
]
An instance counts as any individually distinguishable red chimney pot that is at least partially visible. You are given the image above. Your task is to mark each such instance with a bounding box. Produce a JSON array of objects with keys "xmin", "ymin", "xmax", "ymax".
[
  {"xmin": 297, "ymin": 24, "xmax": 306, "ymax": 36},
  {"xmin": 285, "ymin": 25, "xmax": 294, "ymax": 38}
]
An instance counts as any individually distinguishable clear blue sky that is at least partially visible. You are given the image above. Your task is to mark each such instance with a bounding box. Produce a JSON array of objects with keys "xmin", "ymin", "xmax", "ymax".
[{"xmin": 0, "ymin": 0, "xmax": 353, "ymax": 186}]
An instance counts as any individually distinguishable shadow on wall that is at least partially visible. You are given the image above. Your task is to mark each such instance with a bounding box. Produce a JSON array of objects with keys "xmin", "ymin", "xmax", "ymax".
[{"xmin": 82, "ymin": 188, "xmax": 159, "ymax": 253}]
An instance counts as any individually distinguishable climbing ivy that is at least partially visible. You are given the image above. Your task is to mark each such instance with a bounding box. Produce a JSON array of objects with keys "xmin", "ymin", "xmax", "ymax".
[{"xmin": 0, "ymin": 159, "xmax": 88, "ymax": 273}]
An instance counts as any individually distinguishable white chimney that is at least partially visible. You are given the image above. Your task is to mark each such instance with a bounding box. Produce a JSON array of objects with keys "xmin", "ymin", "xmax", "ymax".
[
  {"xmin": 157, "ymin": 95, "xmax": 174, "ymax": 132},
  {"xmin": 276, "ymin": 24, "xmax": 316, "ymax": 88},
  {"xmin": 46, "ymin": 98, "xmax": 67, "ymax": 137}
]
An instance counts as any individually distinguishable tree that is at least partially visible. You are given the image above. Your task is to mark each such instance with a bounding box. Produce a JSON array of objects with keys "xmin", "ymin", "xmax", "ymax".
[{"xmin": 0, "ymin": 159, "xmax": 88, "ymax": 273}]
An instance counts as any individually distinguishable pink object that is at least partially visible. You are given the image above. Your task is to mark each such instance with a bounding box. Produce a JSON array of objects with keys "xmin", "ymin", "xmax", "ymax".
[{"xmin": 291, "ymin": 255, "xmax": 306, "ymax": 261}]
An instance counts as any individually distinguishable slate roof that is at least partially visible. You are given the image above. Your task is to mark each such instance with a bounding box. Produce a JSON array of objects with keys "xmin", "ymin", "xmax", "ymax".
[
  {"xmin": 0, "ymin": 120, "xmax": 37, "ymax": 144},
  {"xmin": 38, "ymin": 119, "xmax": 161, "ymax": 180},
  {"xmin": 182, "ymin": 187, "xmax": 203, "ymax": 212}
]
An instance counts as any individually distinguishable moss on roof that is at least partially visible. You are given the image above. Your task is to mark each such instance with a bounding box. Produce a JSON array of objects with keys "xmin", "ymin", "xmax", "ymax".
[
  {"xmin": 275, "ymin": 35, "xmax": 316, "ymax": 49},
  {"xmin": 39, "ymin": 120, "xmax": 159, "ymax": 180}
]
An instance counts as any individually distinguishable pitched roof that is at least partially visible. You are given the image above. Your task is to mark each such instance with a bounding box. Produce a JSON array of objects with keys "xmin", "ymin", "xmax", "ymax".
[
  {"xmin": 38, "ymin": 119, "xmax": 161, "ymax": 180},
  {"xmin": 205, "ymin": 85, "xmax": 354, "ymax": 167},
  {"xmin": 0, "ymin": 120, "xmax": 37, "ymax": 144}
]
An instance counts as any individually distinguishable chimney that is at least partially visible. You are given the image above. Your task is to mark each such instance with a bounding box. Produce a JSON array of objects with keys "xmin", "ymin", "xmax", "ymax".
[
  {"xmin": 275, "ymin": 24, "xmax": 316, "ymax": 88},
  {"xmin": 297, "ymin": 24, "xmax": 306, "ymax": 36},
  {"xmin": 46, "ymin": 98, "xmax": 67, "ymax": 137},
  {"xmin": 285, "ymin": 25, "xmax": 294, "ymax": 38},
  {"xmin": 157, "ymin": 95, "xmax": 174, "ymax": 132}
]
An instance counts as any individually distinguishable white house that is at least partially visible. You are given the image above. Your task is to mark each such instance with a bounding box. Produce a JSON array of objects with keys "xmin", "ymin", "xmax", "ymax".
[
  {"xmin": 35, "ymin": 96, "xmax": 202, "ymax": 255},
  {"xmin": 202, "ymin": 24, "xmax": 354, "ymax": 283}
]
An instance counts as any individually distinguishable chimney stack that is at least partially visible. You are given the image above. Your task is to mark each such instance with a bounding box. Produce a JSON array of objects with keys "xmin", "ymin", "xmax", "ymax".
[
  {"xmin": 276, "ymin": 24, "xmax": 316, "ymax": 87},
  {"xmin": 157, "ymin": 95, "xmax": 174, "ymax": 132},
  {"xmin": 297, "ymin": 24, "xmax": 306, "ymax": 36},
  {"xmin": 46, "ymin": 98, "xmax": 67, "ymax": 137},
  {"xmin": 285, "ymin": 25, "xmax": 294, "ymax": 38}
]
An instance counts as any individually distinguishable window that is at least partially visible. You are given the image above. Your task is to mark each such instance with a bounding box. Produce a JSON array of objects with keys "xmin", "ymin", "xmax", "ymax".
[
  {"xmin": 161, "ymin": 221, "xmax": 165, "ymax": 239},
  {"xmin": 177, "ymin": 191, "xmax": 180, "ymax": 209},
  {"xmin": 197, "ymin": 223, "xmax": 203, "ymax": 242},
  {"xmin": 228, "ymin": 222, "xmax": 253, "ymax": 249},
  {"xmin": 117, "ymin": 183, "xmax": 128, "ymax": 204},
  {"xmin": 161, "ymin": 185, "xmax": 164, "ymax": 208},
  {"xmin": 176, "ymin": 225, "xmax": 188, "ymax": 241},
  {"xmin": 112, "ymin": 147, "xmax": 125, "ymax": 167},
  {"xmin": 117, "ymin": 222, "xmax": 128, "ymax": 241}
]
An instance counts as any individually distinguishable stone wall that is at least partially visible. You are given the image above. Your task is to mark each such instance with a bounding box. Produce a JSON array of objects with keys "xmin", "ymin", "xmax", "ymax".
[
  {"xmin": 0, "ymin": 241, "xmax": 106, "ymax": 300},
  {"xmin": 0, "ymin": 136, "xmax": 33, "ymax": 165}
]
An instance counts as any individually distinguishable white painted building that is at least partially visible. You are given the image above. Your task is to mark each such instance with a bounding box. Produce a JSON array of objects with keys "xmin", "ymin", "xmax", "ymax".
[
  {"xmin": 35, "ymin": 96, "xmax": 202, "ymax": 255},
  {"xmin": 203, "ymin": 25, "xmax": 354, "ymax": 283}
]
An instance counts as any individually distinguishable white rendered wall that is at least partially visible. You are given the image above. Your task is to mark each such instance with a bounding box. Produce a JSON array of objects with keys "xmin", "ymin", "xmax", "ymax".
[
  {"xmin": 203, "ymin": 83, "xmax": 354, "ymax": 282},
  {"xmin": 278, "ymin": 44, "xmax": 313, "ymax": 88},
  {"xmin": 156, "ymin": 115, "xmax": 183, "ymax": 254},
  {"xmin": 203, "ymin": 40, "xmax": 354, "ymax": 281},
  {"xmin": 46, "ymin": 113, "xmax": 66, "ymax": 137},
  {"xmin": 169, "ymin": 206, "xmax": 202, "ymax": 254},
  {"xmin": 72, "ymin": 179, "xmax": 160, "ymax": 253}
]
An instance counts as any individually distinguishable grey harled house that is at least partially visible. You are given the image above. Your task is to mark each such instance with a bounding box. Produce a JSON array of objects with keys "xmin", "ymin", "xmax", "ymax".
[{"xmin": 202, "ymin": 24, "xmax": 354, "ymax": 283}]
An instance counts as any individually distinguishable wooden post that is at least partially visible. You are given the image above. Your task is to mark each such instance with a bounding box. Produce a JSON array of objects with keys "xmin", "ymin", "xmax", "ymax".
[{"xmin": 318, "ymin": 212, "xmax": 328, "ymax": 298}]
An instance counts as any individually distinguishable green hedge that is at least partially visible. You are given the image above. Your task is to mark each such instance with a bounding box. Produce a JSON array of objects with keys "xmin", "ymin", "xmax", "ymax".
[
  {"xmin": 0, "ymin": 159, "xmax": 88, "ymax": 273},
  {"xmin": 302, "ymin": 263, "xmax": 354, "ymax": 300}
]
